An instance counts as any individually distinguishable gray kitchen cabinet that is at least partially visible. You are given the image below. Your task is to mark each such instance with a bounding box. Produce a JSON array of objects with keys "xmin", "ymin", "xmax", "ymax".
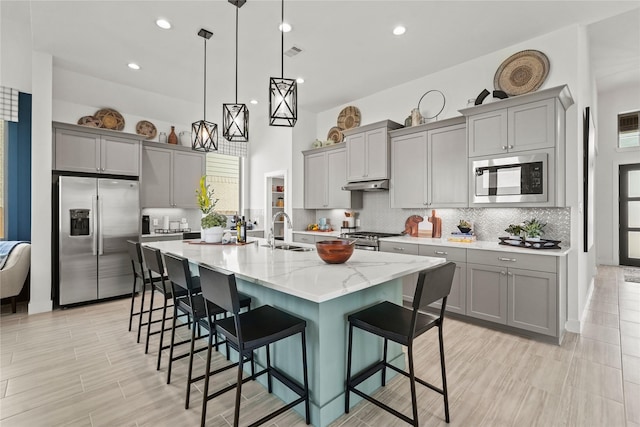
[
  {"xmin": 390, "ymin": 118, "xmax": 467, "ymax": 208},
  {"xmin": 303, "ymin": 145, "xmax": 362, "ymax": 209},
  {"xmin": 462, "ymin": 85, "xmax": 573, "ymax": 158},
  {"xmin": 246, "ymin": 230, "xmax": 264, "ymax": 238},
  {"xmin": 466, "ymin": 263, "xmax": 508, "ymax": 324},
  {"xmin": 292, "ymin": 233, "xmax": 333, "ymax": 244},
  {"xmin": 343, "ymin": 120, "xmax": 402, "ymax": 182},
  {"xmin": 379, "ymin": 241, "xmax": 420, "ymax": 304},
  {"xmin": 418, "ymin": 244, "xmax": 467, "ymax": 315},
  {"xmin": 53, "ymin": 123, "xmax": 140, "ymax": 176},
  {"xmin": 507, "ymin": 268, "xmax": 557, "ymax": 336},
  {"xmin": 140, "ymin": 143, "xmax": 205, "ymax": 208}
]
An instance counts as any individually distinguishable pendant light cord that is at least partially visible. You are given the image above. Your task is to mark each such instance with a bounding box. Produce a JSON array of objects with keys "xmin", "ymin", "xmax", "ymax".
[
  {"xmin": 203, "ymin": 37, "xmax": 207, "ymax": 120},
  {"xmin": 281, "ymin": 0, "xmax": 284, "ymax": 78},
  {"xmin": 235, "ymin": 6, "xmax": 239, "ymax": 103}
]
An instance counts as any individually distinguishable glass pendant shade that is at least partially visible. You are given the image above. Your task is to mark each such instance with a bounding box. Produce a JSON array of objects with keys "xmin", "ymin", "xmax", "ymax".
[
  {"xmin": 192, "ymin": 119, "xmax": 218, "ymax": 152},
  {"xmin": 269, "ymin": 77, "xmax": 297, "ymax": 127},
  {"xmin": 223, "ymin": 103, "xmax": 249, "ymax": 141}
]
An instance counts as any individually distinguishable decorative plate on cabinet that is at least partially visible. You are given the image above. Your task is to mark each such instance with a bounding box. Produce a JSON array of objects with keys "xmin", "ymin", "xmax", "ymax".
[
  {"xmin": 337, "ymin": 106, "xmax": 361, "ymax": 130},
  {"xmin": 95, "ymin": 108, "xmax": 125, "ymax": 130},
  {"xmin": 135, "ymin": 120, "xmax": 157, "ymax": 139},
  {"xmin": 494, "ymin": 50, "xmax": 550, "ymax": 96},
  {"xmin": 77, "ymin": 115, "xmax": 103, "ymax": 128},
  {"xmin": 327, "ymin": 126, "xmax": 344, "ymax": 143}
]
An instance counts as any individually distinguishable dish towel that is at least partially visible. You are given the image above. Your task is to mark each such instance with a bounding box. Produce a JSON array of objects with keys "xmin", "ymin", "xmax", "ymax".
[{"xmin": 0, "ymin": 241, "xmax": 29, "ymax": 269}]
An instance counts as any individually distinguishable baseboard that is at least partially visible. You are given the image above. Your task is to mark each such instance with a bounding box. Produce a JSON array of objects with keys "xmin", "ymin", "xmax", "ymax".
[
  {"xmin": 565, "ymin": 319, "xmax": 581, "ymax": 334},
  {"xmin": 28, "ymin": 299, "xmax": 53, "ymax": 314}
]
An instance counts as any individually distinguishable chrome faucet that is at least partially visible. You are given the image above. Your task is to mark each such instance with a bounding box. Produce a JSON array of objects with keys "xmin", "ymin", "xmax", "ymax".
[{"xmin": 269, "ymin": 211, "xmax": 293, "ymax": 249}]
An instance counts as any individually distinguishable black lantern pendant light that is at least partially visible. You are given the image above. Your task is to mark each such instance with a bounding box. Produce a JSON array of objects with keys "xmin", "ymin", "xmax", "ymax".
[
  {"xmin": 269, "ymin": 0, "xmax": 297, "ymax": 127},
  {"xmin": 192, "ymin": 28, "xmax": 218, "ymax": 152},
  {"xmin": 223, "ymin": 0, "xmax": 249, "ymax": 141}
]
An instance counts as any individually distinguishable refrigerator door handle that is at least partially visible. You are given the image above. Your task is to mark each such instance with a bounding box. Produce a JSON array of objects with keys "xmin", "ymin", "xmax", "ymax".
[
  {"xmin": 98, "ymin": 198, "xmax": 104, "ymax": 255},
  {"xmin": 92, "ymin": 195, "xmax": 97, "ymax": 256}
]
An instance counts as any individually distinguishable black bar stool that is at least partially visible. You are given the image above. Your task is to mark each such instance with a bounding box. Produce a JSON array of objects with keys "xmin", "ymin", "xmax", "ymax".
[
  {"xmin": 140, "ymin": 246, "xmax": 190, "ymax": 369},
  {"xmin": 198, "ymin": 263, "xmax": 310, "ymax": 427},
  {"xmin": 163, "ymin": 252, "xmax": 252, "ymax": 409},
  {"xmin": 345, "ymin": 261, "xmax": 456, "ymax": 426},
  {"xmin": 126, "ymin": 240, "xmax": 168, "ymax": 343}
]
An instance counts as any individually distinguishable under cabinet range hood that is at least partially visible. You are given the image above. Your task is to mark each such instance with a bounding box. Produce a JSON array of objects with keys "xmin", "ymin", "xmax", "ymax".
[{"xmin": 342, "ymin": 179, "xmax": 389, "ymax": 191}]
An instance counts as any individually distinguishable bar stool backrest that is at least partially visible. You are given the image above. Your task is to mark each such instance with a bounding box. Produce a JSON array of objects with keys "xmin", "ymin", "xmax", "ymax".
[
  {"xmin": 413, "ymin": 261, "xmax": 456, "ymax": 315},
  {"xmin": 141, "ymin": 246, "xmax": 164, "ymax": 277},
  {"xmin": 164, "ymin": 252, "xmax": 193, "ymax": 293},
  {"xmin": 126, "ymin": 240, "xmax": 144, "ymax": 278},
  {"xmin": 198, "ymin": 264, "xmax": 243, "ymax": 340}
]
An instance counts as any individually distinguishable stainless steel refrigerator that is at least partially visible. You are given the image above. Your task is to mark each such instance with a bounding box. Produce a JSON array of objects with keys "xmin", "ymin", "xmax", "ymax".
[{"xmin": 58, "ymin": 176, "xmax": 139, "ymax": 305}]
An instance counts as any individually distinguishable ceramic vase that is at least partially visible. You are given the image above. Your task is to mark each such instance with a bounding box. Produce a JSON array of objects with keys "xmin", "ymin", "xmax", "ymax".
[
  {"xmin": 203, "ymin": 226, "xmax": 224, "ymax": 243},
  {"xmin": 168, "ymin": 126, "xmax": 178, "ymax": 144}
]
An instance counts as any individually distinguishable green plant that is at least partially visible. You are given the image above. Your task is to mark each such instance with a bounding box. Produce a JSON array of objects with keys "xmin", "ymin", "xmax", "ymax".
[
  {"xmin": 458, "ymin": 219, "xmax": 471, "ymax": 228},
  {"xmin": 522, "ymin": 218, "xmax": 546, "ymax": 239},
  {"xmin": 201, "ymin": 212, "xmax": 227, "ymax": 229},
  {"xmin": 195, "ymin": 176, "xmax": 218, "ymax": 215},
  {"xmin": 504, "ymin": 223, "xmax": 523, "ymax": 236}
]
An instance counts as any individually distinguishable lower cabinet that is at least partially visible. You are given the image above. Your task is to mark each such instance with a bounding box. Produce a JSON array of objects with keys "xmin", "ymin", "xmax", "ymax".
[
  {"xmin": 466, "ymin": 263, "xmax": 508, "ymax": 324},
  {"xmin": 418, "ymin": 245, "xmax": 466, "ymax": 315},
  {"xmin": 292, "ymin": 233, "xmax": 333, "ymax": 244}
]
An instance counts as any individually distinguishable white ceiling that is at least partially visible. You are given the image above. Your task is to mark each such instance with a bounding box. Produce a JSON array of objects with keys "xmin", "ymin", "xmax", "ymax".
[{"xmin": 20, "ymin": 1, "xmax": 640, "ymax": 112}]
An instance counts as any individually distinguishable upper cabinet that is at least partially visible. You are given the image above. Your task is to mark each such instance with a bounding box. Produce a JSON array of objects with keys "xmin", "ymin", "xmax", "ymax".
[
  {"xmin": 303, "ymin": 145, "xmax": 362, "ymax": 209},
  {"xmin": 460, "ymin": 85, "xmax": 574, "ymax": 158},
  {"xmin": 343, "ymin": 120, "xmax": 402, "ymax": 182},
  {"xmin": 140, "ymin": 142, "xmax": 205, "ymax": 208},
  {"xmin": 53, "ymin": 122, "xmax": 141, "ymax": 176},
  {"xmin": 390, "ymin": 117, "xmax": 467, "ymax": 208}
]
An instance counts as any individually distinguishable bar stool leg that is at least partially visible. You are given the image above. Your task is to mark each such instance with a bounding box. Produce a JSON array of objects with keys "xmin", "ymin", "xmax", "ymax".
[
  {"xmin": 128, "ymin": 275, "xmax": 137, "ymax": 331},
  {"xmin": 439, "ymin": 325, "xmax": 450, "ymax": 423},
  {"xmin": 145, "ymin": 287, "xmax": 156, "ymax": 354},
  {"xmin": 382, "ymin": 337, "xmax": 388, "ymax": 386},
  {"xmin": 136, "ymin": 281, "xmax": 147, "ymax": 343},
  {"xmin": 234, "ymin": 356, "xmax": 244, "ymax": 427},
  {"xmin": 167, "ymin": 307, "xmax": 178, "ymax": 384},
  {"xmin": 266, "ymin": 344, "xmax": 273, "ymax": 393},
  {"xmin": 345, "ymin": 323, "xmax": 354, "ymax": 414},
  {"xmin": 200, "ymin": 332, "xmax": 214, "ymax": 427},
  {"xmin": 185, "ymin": 323, "xmax": 197, "ymax": 409},
  {"xmin": 408, "ymin": 342, "xmax": 418, "ymax": 427},
  {"xmin": 157, "ymin": 297, "xmax": 169, "ymax": 370},
  {"xmin": 301, "ymin": 330, "xmax": 310, "ymax": 424}
]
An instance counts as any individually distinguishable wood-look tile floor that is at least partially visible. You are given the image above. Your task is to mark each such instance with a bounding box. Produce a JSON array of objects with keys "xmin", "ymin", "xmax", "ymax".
[{"xmin": 1, "ymin": 265, "xmax": 638, "ymax": 426}]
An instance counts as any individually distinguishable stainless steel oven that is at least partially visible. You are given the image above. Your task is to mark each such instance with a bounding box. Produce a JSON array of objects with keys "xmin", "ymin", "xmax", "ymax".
[
  {"xmin": 472, "ymin": 153, "xmax": 548, "ymax": 204},
  {"xmin": 340, "ymin": 231, "xmax": 403, "ymax": 251}
]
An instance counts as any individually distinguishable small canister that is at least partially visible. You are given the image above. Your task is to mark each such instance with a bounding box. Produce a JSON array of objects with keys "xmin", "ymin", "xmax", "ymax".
[{"xmin": 411, "ymin": 108, "xmax": 422, "ymax": 126}]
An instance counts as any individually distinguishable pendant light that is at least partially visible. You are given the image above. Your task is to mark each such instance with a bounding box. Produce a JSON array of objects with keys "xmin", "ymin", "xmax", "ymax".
[
  {"xmin": 192, "ymin": 28, "xmax": 218, "ymax": 152},
  {"xmin": 223, "ymin": 0, "xmax": 249, "ymax": 141},
  {"xmin": 268, "ymin": 0, "xmax": 297, "ymax": 127}
]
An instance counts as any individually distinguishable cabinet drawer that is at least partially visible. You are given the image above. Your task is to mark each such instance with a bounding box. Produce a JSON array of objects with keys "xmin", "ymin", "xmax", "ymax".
[
  {"xmin": 293, "ymin": 234, "xmax": 315, "ymax": 244},
  {"xmin": 379, "ymin": 241, "xmax": 419, "ymax": 255},
  {"xmin": 418, "ymin": 245, "xmax": 466, "ymax": 263},
  {"xmin": 467, "ymin": 249, "xmax": 556, "ymax": 273}
]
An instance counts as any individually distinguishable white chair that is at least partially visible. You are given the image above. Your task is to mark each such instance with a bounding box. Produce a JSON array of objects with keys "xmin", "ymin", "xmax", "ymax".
[{"xmin": 0, "ymin": 242, "xmax": 31, "ymax": 313}]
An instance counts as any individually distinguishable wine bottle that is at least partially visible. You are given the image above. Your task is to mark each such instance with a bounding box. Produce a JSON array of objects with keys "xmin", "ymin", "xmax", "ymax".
[
  {"xmin": 236, "ymin": 216, "xmax": 242, "ymax": 243},
  {"xmin": 241, "ymin": 216, "xmax": 247, "ymax": 243}
]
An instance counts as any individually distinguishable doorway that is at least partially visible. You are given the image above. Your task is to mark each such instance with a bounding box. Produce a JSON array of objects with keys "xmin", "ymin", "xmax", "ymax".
[
  {"xmin": 264, "ymin": 170, "xmax": 291, "ymax": 242},
  {"xmin": 619, "ymin": 163, "xmax": 640, "ymax": 266}
]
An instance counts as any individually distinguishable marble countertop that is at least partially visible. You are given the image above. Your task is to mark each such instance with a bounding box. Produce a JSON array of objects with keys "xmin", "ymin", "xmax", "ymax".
[
  {"xmin": 144, "ymin": 238, "xmax": 444, "ymax": 303},
  {"xmin": 378, "ymin": 235, "xmax": 571, "ymax": 256}
]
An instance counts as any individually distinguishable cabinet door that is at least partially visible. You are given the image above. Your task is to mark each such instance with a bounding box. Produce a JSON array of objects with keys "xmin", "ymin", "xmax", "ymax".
[
  {"xmin": 466, "ymin": 263, "xmax": 507, "ymax": 324},
  {"xmin": 390, "ymin": 132, "xmax": 428, "ymax": 208},
  {"xmin": 507, "ymin": 268, "xmax": 557, "ymax": 336},
  {"xmin": 365, "ymin": 128, "xmax": 389, "ymax": 180},
  {"xmin": 304, "ymin": 152, "xmax": 327, "ymax": 208},
  {"xmin": 101, "ymin": 136, "xmax": 140, "ymax": 176},
  {"xmin": 326, "ymin": 148, "xmax": 350, "ymax": 208},
  {"xmin": 468, "ymin": 110, "xmax": 508, "ymax": 157},
  {"xmin": 346, "ymin": 132, "xmax": 367, "ymax": 181},
  {"xmin": 172, "ymin": 151, "xmax": 205, "ymax": 208},
  {"xmin": 429, "ymin": 262, "xmax": 467, "ymax": 315},
  {"xmin": 54, "ymin": 128, "xmax": 100, "ymax": 173},
  {"xmin": 140, "ymin": 147, "xmax": 172, "ymax": 208},
  {"xmin": 429, "ymin": 124, "xmax": 468, "ymax": 207},
  {"xmin": 508, "ymin": 98, "xmax": 555, "ymax": 153}
]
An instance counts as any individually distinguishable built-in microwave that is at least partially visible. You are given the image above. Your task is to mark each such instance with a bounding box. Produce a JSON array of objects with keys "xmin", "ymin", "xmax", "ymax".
[{"xmin": 472, "ymin": 153, "xmax": 548, "ymax": 203}]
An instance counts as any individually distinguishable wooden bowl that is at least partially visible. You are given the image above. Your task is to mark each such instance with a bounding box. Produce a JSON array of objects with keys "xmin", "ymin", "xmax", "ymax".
[{"xmin": 315, "ymin": 240, "xmax": 354, "ymax": 264}]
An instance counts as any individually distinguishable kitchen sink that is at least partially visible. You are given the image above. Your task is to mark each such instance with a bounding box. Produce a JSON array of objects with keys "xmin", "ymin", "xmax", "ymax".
[{"xmin": 261, "ymin": 244, "xmax": 314, "ymax": 252}]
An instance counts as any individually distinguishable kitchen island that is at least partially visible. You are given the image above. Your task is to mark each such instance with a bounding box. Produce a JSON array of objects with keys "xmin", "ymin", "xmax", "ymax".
[{"xmin": 144, "ymin": 239, "xmax": 445, "ymax": 427}]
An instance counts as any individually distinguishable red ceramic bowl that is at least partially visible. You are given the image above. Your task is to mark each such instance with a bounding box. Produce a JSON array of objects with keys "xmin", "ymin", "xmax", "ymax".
[{"xmin": 315, "ymin": 240, "xmax": 354, "ymax": 264}]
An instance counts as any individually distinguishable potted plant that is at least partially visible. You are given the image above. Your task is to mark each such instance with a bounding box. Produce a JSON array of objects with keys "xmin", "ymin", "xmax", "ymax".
[
  {"xmin": 457, "ymin": 219, "xmax": 472, "ymax": 234},
  {"xmin": 504, "ymin": 223, "xmax": 523, "ymax": 239},
  {"xmin": 522, "ymin": 218, "xmax": 546, "ymax": 241},
  {"xmin": 196, "ymin": 176, "xmax": 226, "ymax": 243}
]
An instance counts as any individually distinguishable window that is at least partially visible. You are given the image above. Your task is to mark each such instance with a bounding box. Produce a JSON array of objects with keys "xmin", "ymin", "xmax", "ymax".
[
  {"xmin": 619, "ymin": 111, "xmax": 640, "ymax": 148},
  {"xmin": 0, "ymin": 120, "xmax": 4, "ymax": 239},
  {"xmin": 205, "ymin": 152, "xmax": 240, "ymax": 215}
]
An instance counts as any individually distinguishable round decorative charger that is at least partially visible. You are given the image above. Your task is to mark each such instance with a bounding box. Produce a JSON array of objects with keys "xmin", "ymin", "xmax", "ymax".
[
  {"xmin": 327, "ymin": 126, "xmax": 344, "ymax": 143},
  {"xmin": 95, "ymin": 108, "xmax": 125, "ymax": 130},
  {"xmin": 494, "ymin": 50, "xmax": 550, "ymax": 96},
  {"xmin": 135, "ymin": 120, "xmax": 157, "ymax": 139},
  {"xmin": 337, "ymin": 106, "xmax": 361, "ymax": 130},
  {"xmin": 77, "ymin": 115, "xmax": 103, "ymax": 128}
]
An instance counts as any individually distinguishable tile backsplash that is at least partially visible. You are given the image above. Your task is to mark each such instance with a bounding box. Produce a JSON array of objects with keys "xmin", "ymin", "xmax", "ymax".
[{"xmin": 312, "ymin": 191, "xmax": 571, "ymax": 245}]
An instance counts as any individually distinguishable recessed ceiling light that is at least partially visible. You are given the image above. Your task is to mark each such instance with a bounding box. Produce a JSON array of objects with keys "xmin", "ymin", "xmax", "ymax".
[
  {"xmin": 296, "ymin": 77, "xmax": 304, "ymax": 84},
  {"xmin": 393, "ymin": 26, "xmax": 406, "ymax": 36},
  {"xmin": 279, "ymin": 22, "xmax": 292, "ymax": 32},
  {"xmin": 250, "ymin": 99, "xmax": 258, "ymax": 105},
  {"xmin": 128, "ymin": 63, "xmax": 140, "ymax": 70},
  {"xmin": 156, "ymin": 18, "xmax": 171, "ymax": 30}
]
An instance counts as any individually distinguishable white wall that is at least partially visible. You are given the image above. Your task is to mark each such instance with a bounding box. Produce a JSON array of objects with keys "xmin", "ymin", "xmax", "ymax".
[
  {"xmin": 0, "ymin": 1, "xmax": 32, "ymax": 92},
  {"xmin": 292, "ymin": 108, "xmax": 317, "ymax": 209},
  {"xmin": 595, "ymin": 82, "xmax": 640, "ymax": 265}
]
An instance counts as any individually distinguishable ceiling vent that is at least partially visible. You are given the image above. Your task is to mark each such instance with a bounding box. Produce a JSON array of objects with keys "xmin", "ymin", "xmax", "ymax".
[{"xmin": 284, "ymin": 45, "xmax": 302, "ymax": 58}]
